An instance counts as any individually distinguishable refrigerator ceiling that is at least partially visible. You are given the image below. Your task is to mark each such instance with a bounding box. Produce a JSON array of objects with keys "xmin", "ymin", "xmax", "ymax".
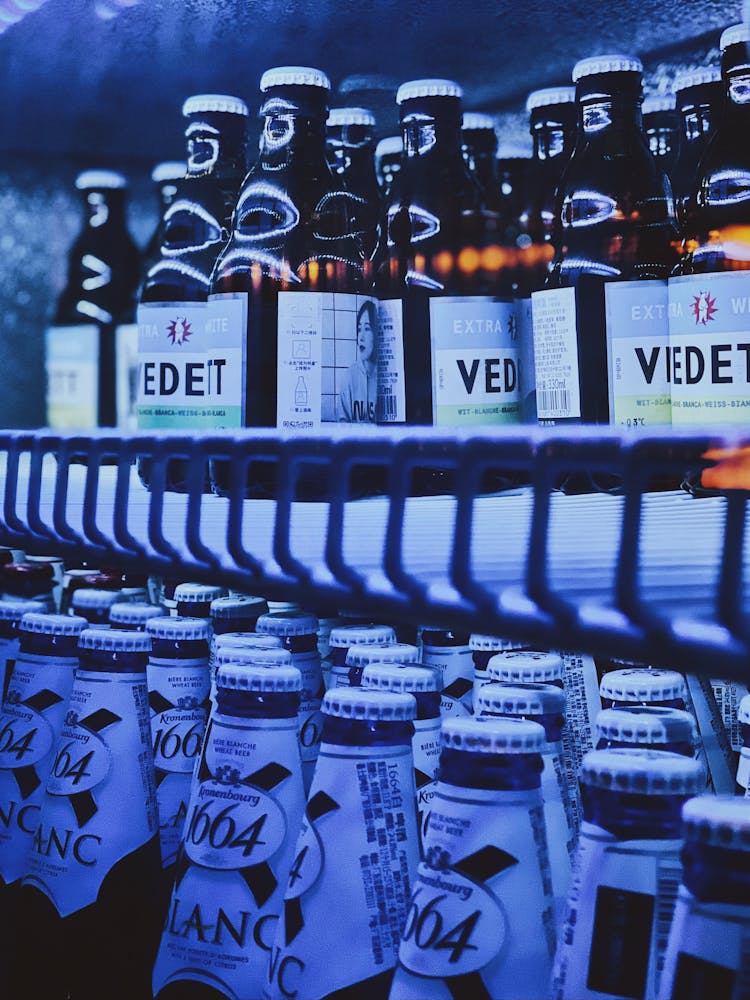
[{"xmin": 0, "ymin": 0, "xmax": 736, "ymax": 164}]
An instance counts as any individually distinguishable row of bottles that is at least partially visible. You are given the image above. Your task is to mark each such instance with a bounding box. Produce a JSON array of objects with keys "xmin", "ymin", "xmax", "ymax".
[{"xmin": 2, "ymin": 546, "xmax": 750, "ymax": 996}]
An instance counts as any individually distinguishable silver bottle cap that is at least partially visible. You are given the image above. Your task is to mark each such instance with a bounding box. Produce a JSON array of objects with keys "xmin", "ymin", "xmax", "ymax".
[
  {"xmin": 19, "ymin": 612, "xmax": 88, "ymax": 636},
  {"xmin": 397, "ymin": 79, "xmax": 463, "ymax": 104},
  {"xmin": 345, "ymin": 642, "xmax": 420, "ymax": 667},
  {"xmin": 260, "ymin": 66, "xmax": 330, "ymax": 91},
  {"xmin": 256, "ymin": 611, "xmax": 319, "ymax": 637},
  {"xmin": 322, "ymin": 687, "xmax": 416, "ymax": 721},
  {"xmin": 682, "ymin": 794, "xmax": 750, "ymax": 850},
  {"xmin": 572, "ymin": 54, "xmax": 643, "ymax": 82},
  {"xmin": 78, "ymin": 627, "xmax": 151, "ymax": 652},
  {"xmin": 145, "ymin": 616, "xmax": 211, "ymax": 641},
  {"xmin": 216, "ymin": 663, "xmax": 301, "ymax": 693},
  {"xmin": 442, "ymin": 716, "xmax": 546, "ymax": 754},
  {"xmin": 329, "ymin": 624, "xmax": 396, "ymax": 649},
  {"xmin": 213, "ymin": 646, "xmax": 293, "ymax": 670},
  {"xmin": 488, "ymin": 650, "xmax": 564, "ymax": 684},
  {"xmin": 581, "ymin": 748, "xmax": 705, "ymax": 795},
  {"xmin": 361, "ymin": 663, "xmax": 439, "ymax": 694},
  {"xmin": 182, "ymin": 94, "xmax": 249, "ymax": 116},
  {"xmin": 595, "ymin": 705, "xmax": 697, "ymax": 747},
  {"xmin": 526, "ymin": 86, "xmax": 577, "ymax": 111},
  {"xmin": 477, "ymin": 681, "xmax": 565, "ymax": 717},
  {"xmin": 600, "ymin": 668, "xmax": 687, "ymax": 704}
]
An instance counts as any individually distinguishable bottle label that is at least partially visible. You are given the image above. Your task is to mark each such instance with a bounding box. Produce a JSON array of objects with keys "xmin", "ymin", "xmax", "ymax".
[
  {"xmin": 421, "ymin": 644, "xmax": 473, "ymax": 718},
  {"xmin": 605, "ymin": 280, "xmax": 671, "ymax": 427},
  {"xmin": 531, "ymin": 287, "xmax": 581, "ymax": 420},
  {"xmin": 266, "ymin": 742, "xmax": 420, "ymax": 999},
  {"xmin": 377, "ymin": 298, "xmax": 407, "ymax": 423},
  {"xmin": 552, "ymin": 821, "xmax": 682, "ymax": 1000},
  {"xmin": 148, "ymin": 656, "xmax": 211, "ymax": 868},
  {"xmin": 153, "ymin": 713, "xmax": 305, "ymax": 1000},
  {"xmin": 660, "ymin": 886, "xmax": 750, "ymax": 1000},
  {"xmin": 669, "ymin": 272, "xmax": 750, "ymax": 424},
  {"xmin": 542, "ymin": 747, "xmax": 575, "ymax": 914},
  {"xmin": 559, "ymin": 650, "xmax": 600, "ymax": 835},
  {"xmin": 0, "ymin": 652, "xmax": 78, "ymax": 885},
  {"xmin": 290, "ymin": 649, "xmax": 324, "ymax": 787},
  {"xmin": 413, "ymin": 717, "xmax": 441, "ymax": 845},
  {"xmin": 516, "ymin": 296, "xmax": 537, "ymax": 423},
  {"xmin": 276, "ymin": 291, "xmax": 380, "ymax": 428},
  {"xmin": 23, "ymin": 669, "xmax": 158, "ymax": 917},
  {"xmin": 428, "ymin": 296, "xmax": 520, "ymax": 425},
  {"xmin": 115, "ymin": 322, "xmax": 139, "ymax": 431},
  {"xmin": 45, "ymin": 324, "xmax": 99, "ymax": 428},
  {"xmin": 137, "ymin": 297, "xmax": 247, "ymax": 429},
  {"xmin": 711, "ymin": 679, "xmax": 746, "ymax": 752},
  {"xmin": 392, "ymin": 783, "xmax": 555, "ymax": 1000}
]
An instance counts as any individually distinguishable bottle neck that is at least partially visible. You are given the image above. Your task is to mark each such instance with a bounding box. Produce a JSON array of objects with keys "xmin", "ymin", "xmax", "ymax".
[
  {"xmin": 722, "ymin": 42, "xmax": 750, "ymax": 120},
  {"xmin": 580, "ymin": 94, "xmax": 643, "ymax": 136},
  {"xmin": 216, "ymin": 687, "xmax": 300, "ymax": 719},
  {"xmin": 678, "ymin": 84, "xmax": 723, "ymax": 143},
  {"xmin": 78, "ymin": 648, "xmax": 149, "ymax": 673},
  {"xmin": 581, "ymin": 783, "xmax": 688, "ymax": 839},
  {"xmin": 401, "ymin": 98, "xmax": 465, "ymax": 175},
  {"xmin": 185, "ymin": 110, "xmax": 248, "ymax": 179},
  {"xmin": 82, "ymin": 190, "xmax": 128, "ymax": 230},
  {"xmin": 19, "ymin": 632, "xmax": 80, "ymax": 657},
  {"xmin": 150, "ymin": 637, "xmax": 210, "ymax": 659},
  {"xmin": 482, "ymin": 709, "xmax": 564, "ymax": 743},
  {"xmin": 321, "ymin": 715, "xmax": 414, "ymax": 747},
  {"xmin": 596, "ymin": 737, "xmax": 695, "ymax": 758},
  {"xmin": 439, "ymin": 747, "xmax": 543, "ymax": 790},
  {"xmin": 531, "ymin": 106, "xmax": 577, "ymax": 161},
  {"xmin": 212, "ymin": 615, "xmax": 261, "ymax": 635},
  {"xmin": 256, "ymin": 86, "xmax": 330, "ymax": 174}
]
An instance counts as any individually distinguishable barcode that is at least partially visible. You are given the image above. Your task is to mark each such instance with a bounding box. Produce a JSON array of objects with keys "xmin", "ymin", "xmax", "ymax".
[
  {"xmin": 378, "ymin": 393, "xmax": 397, "ymax": 420},
  {"xmin": 655, "ymin": 858, "xmax": 682, "ymax": 983},
  {"xmin": 538, "ymin": 388, "xmax": 571, "ymax": 417}
]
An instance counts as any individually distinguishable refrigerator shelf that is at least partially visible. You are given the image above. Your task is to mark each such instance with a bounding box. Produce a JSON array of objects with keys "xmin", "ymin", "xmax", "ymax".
[{"xmin": 1, "ymin": 425, "xmax": 749, "ymax": 679}]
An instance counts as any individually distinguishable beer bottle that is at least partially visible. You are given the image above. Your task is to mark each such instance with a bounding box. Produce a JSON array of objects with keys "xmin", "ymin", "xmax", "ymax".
[
  {"xmin": 47, "ymin": 170, "xmax": 140, "ymax": 430},
  {"xmin": 109, "ymin": 601, "xmax": 164, "ymax": 631},
  {"xmin": 376, "ymin": 79, "xmax": 521, "ymax": 434},
  {"xmin": 670, "ymin": 67, "xmax": 723, "ymax": 241},
  {"xmin": 533, "ymin": 55, "xmax": 678, "ymax": 430},
  {"xmin": 461, "ymin": 112, "xmax": 502, "ymax": 211},
  {"xmin": 174, "ymin": 583, "xmax": 225, "ymax": 625},
  {"xmin": 326, "ymin": 106, "xmax": 381, "ymax": 257},
  {"xmin": 595, "ymin": 704, "xmax": 698, "ymax": 756},
  {"xmin": 375, "ymin": 135, "xmax": 404, "ymax": 201},
  {"xmin": 70, "ymin": 587, "xmax": 122, "ymax": 627},
  {"xmin": 335, "ymin": 637, "xmax": 420, "ymax": 690},
  {"xmin": 143, "ymin": 161, "xmax": 187, "ymax": 282},
  {"xmin": 469, "ymin": 632, "xmax": 530, "ymax": 711},
  {"xmin": 208, "ymin": 66, "xmax": 368, "ymax": 499},
  {"xmin": 209, "ymin": 594, "xmax": 269, "ymax": 637},
  {"xmin": 0, "ymin": 598, "xmax": 46, "ymax": 700},
  {"xmin": 420, "ymin": 624, "xmax": 473, "ymax": 718},
  {"xmin": 136, "ymin": 94, "xmax": 249, "ymax": 490},
  {"xmin": 669, "ymin": 24, "xmax": 750, "ymax": 428},
  {"xmin": 326, "ymin": 622, "xmax": 396, "ymax": 689},
  {"xmin": 15, "ymin": 627, "xmax": 162, "ymax": 1000},
  {"xmin": 643, "ymin": 93, "xmax": 680, "ymax": 174},
  {"xmin": 152, "ymin": 655, "xmax": 305, "ymax": 1000}
]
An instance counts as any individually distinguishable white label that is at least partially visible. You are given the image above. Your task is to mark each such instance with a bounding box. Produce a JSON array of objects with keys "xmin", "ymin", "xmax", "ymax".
[
  {"xmin": 276, "ymin": 291, "xmax": 378, "ymax": 428},
  {"xmin": 606, "ymin": 280, "xmax": 671, "ymax": 427},
  {"xmin": 711, "ymin": 679, "xmax": 746, "ymax": 753},
  {"xmin": 391, "ymin": 783, "xmax": 555, "ymax": 1000},
  {"xmin": 291, "ymin": 649, "xmax": 324, "ymax": 794},
  {"xmin": 532, "ymin": 287, "xmax": 581, "ymax": 419},
  {"xmin": 517, "ymin": 296, "xmax": 537, "ymax": 423},
  {"xmin": 23, "ymin": 670, "xmax": 158, "ymax": 916},
  {"xmin": 377, "ymin": 298, "xmax": 406, "ymax": 422},
  {"xmin": 413, "ymin": 716, "xmax": 442, "ymax": 848},
  {"xmin": 265, "ymin": 742, "xmax": 420, "ymax": 999},
  {"xmin": 45, "ymin": 324, "xmax": 99, "ymax": 428},
  {"xmin": 115, "ymin": 322, "xmax": 139, "ymax": 431},
  {"xmin": 552, "ymin": 822, "xmax": 682, "ymax": 1000},
  {"xmin": 0, "ymin": 652, "xmax": 78, "ymax": 885},
  {"xmin": 137, "ymin": 296, "xmax": 246, "ymax": 429},
  {"xmin": 559, "ymin": 650, "xmax": 600, "ymax": 835},
  {"xmin": 148, "ymin": 656, "xmax": 210, "ymax": 868},
  {"xmin": 669, "ymin": 272, "xmax": 750, "ymax": 425},
  {"xmin": 543, "ymin": 746, "xmax": 574, "ymax": 918},
  {"xmin": 660, "ymin": 886, "xmax": 750, "ymax": 999},
  {"xmin": 153, "ymin": 713, "xmax": 305, "ymax": 1000},
  {"xmin": 428, "ymin": 296, "xmax": 520, "ymax": 426}
]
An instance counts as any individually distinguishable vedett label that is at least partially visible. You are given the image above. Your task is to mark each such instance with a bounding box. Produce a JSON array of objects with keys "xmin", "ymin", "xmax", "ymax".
[
  {"xmin": 136, "ymin": 295, "xmax": 246, "ymax": 430},
  {"xmin": 669, "ymin": 272, "xmax": 750, "ymax": 425},
  {"xmin": 606, "ymin": 280, "xmax": 671, "ymax": 427},
  {"xmin": 429, "ymin": 296, "xmax": 520, "ymax": 425}
]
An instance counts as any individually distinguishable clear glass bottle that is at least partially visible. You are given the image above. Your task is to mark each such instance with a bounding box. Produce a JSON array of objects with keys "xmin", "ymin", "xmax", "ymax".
[
  {"xmin": 552, "ymin": 748, "xmax": 705, "ymax": 1000},
  {"xmin": 46, "ymin": 170, "xmax": 141, "ymax": 430},
  {"xmin": 390, "ymin": 716, "xmax": 555, "ymax": 1000},
  {"xmin": 326, "ymin": 623, "xmax": 396, "ymax": 689},
  {"xmin": 534, "ymin": 54, "xmax": 678, "ymax": 429},
  {"xmin": 152, "ymin": 657, "xmax": 305, "ymax": 1000},
  {"xmin": 15, "ymin": 628, "xmax": 161, "ymax": 1000}
]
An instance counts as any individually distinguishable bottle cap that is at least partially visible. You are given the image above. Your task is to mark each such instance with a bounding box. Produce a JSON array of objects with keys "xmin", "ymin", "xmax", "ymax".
[
  {"xmin": 642, "ymin": 94, "xmax": 677, "ymax": 113},
  {"xmin": 109, "ymin": 602, "xmax": 164, "ymax": 627},
  {"xmin": 71, "ymin": 588, "xmax": 122, "ymax": 610},
  {"xmin": 476, "ymin": 681, "xmax": 565, "ymax": 717},
  {"xmin": 260, "ymin": 66, "xmax": 331, "ymax": 91},
  {"xmin": 572, "ymin": 54, "xmax": 643, "ymax": 82},
  {"xmin": 600, "ymin": 668, "xmax": 687, "ymax": 704},
  {"xmin": 322, "ymin": 687, "xmax": 416, "ymax": 721},
  {"xmin": 595, "ymin": 705, "xmax": 698, "ymax": 747},
  {"xmin": 442, "ymin": 716, "xmax": 546, "ymax": 754},
  {"xmin": 462, "ymin": 112, "xmax": 496, "ymax": 131},
  {"xmin": 526, "ymin": 86, "xmax": 577, "ymax": 111},
  {"xmin": 151, "ymin": 161, "xmax": 186, "ymax": 183},
  {"xmin": 210, "ymin": 595, "xmax": 269, "ymax": 620},
  {"xmin": 0, "ymin": 599, "xmax": 45, "ymax": 621},
  {"xmin": 329, "ymin": 624, "xmax": 396, "ymax": 649},
  {"xmin": 75, "ymin": 170, "xmax": 127, "ymax": 190},
  {"xmin": 682, "ymin": 795, "xmax": 750, "ymax": 850},
  {"xmin": 375, "ymin": 136, "xmax": 403, "ymax": 158},
  {"xmin": 213, "ymin": 645, "xmax": 293, "ymax": 670},
  {"xmin": 182, "ymin": 94, "xmax": 249, "ymax": 116},
  {"xmin": 580, "ymin": 748, "xmax": 705, "ymax": 795},
  {"xmin": 145, "ymin": 615, "xmax": 211, "ymax": 641},
  {"xmin": 488, "ymin": 649, "xmax": 564, "ymax": 684},
  {"xmin": 738, "ymin": 694, "xmax": 750, "ymax": 726},
  {"xmin": 256, "ymin": 611, "xmax": 319, "ymax": 637},
  {"xmin": 674, "ymin": 66, "xmax": 723, "ymax": 91},
  {"xmin": 327, "ymin": 107, "xmax": 376, "ymax": 127},
  {"xmin": 396, "ymin": 79, "xmax": 463, "ymax": 104},
  {"xmin": 174, "ymin": 582, "xmax": 224, "ymax": 605},
  {"xmin": 212, "ymin": 632, "xmax": 283, "ymax": 652},
  {"xmin": 345, "ymin": 642, "xmax": 420, "ymax": 667},
  {"xmin": 78, "ymin": 628, "xmax": 151, "ymax": 652},
  {"xmin": 469, "ymin": 633, "xmax": 520, "ymax": 652},
  {"xmin": 19, "ymin": 612, "xmax": 88, "ymax": 636},
  {"xmin": 216, "ymin": 663, "xmax": 301, "ymax": 692},
  {"xmin": 721, "ymin": 23, "xmax": 750, "ymax": 51},
  {"xmin": 361, "ymin": 663, "xmax": 439, "ymax": 693}
]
